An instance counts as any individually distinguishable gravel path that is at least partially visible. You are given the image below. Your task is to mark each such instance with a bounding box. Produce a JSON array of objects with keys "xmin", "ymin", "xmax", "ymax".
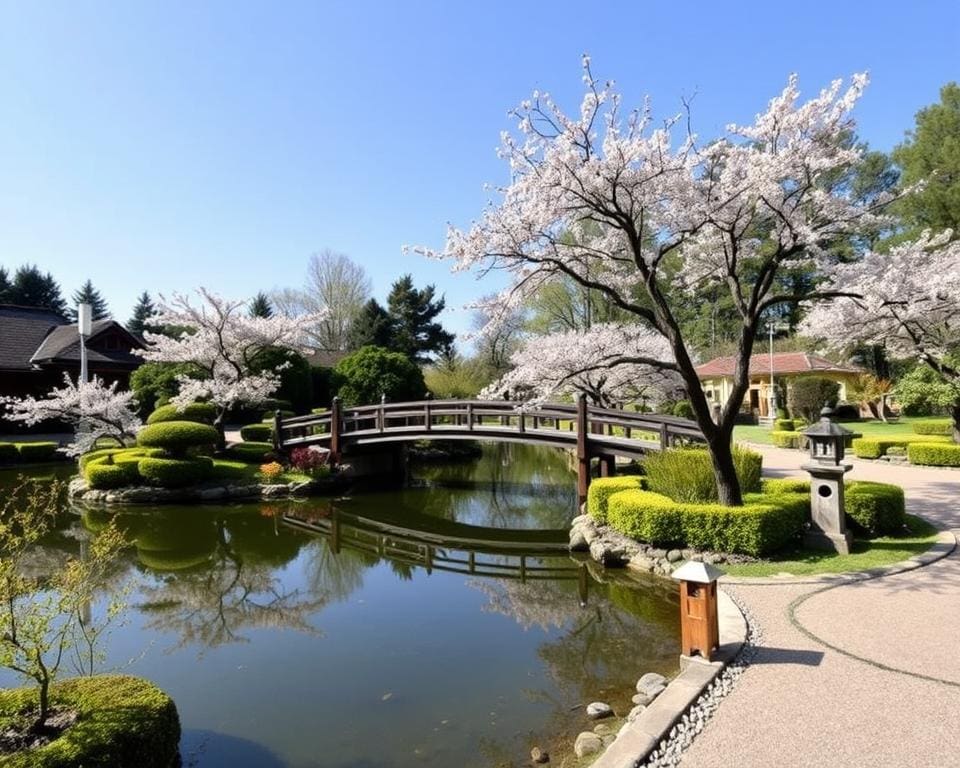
[{"xmin": 678, "ymin": 446, "xmax": 960, "ymax": 768}]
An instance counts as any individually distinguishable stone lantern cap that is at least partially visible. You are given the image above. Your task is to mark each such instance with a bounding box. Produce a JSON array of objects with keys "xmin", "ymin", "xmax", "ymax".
[
  {"xmin": 671, "ymin": 560, "xmax": 725, "ymax": 584},
  {"xmin": 801, "ymin": 407, "xmax": 854, "ymax": 438}
]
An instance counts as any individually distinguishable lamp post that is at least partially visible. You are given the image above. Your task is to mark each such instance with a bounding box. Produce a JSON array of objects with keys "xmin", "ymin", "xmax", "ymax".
[
  {"xmin": 800, "ymin": 407, "xmax": 855, "ymax": 554},
  {"xmin": 766, "ymin": 320, "xmax": 788, "ymax": 419},
  {"xmin": 77, "ymin": 302, "xmax": 92, "ymax": 385}
]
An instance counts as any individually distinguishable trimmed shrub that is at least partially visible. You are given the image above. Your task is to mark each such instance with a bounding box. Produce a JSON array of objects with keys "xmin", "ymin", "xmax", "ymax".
[
  {"xmin": 15, "ymin": 442, "xmax": 59, "ymax": 462},
  {"xmin": 334, "ymin": 345, "xmax": 426, "ymax": 406},
  {"xmin": 251, "ymin": 347, "xmax": 313, "ymax": 414},
  {"xmin": 138, "ymin": 456, "xmax": 213, "ymax": 487},
  {"xmin": 787, "ymin": 376, "xmax": 841, "ymax": 422},
  {"xmin": 137, "ymin": 421, "xmax": 220, "ymax": 454},
  {"xmin": 85, "ymin": 455, "xmax": 142, "ymax": 489},
  {"xmin": 907, "ymin": 442, "xmax": 960, "ymax": 467},
  {"xmin": 260, "ymin": 410, "xmax": 294, "ymax": 422},
  {"xmin": 146, "ymin": 401, "xmax": 217, "ymax": 425},
  {"xmin": 885, "ymin": 446, "xmax": 907, "ymax": 457},
  {"xmin": 587, "ymin": 476, "xmax": 646, "ymax": 523},
  {"xmin": 209, "ymin": 459, "xmax": 256, "ymax": 482},
  {"xmin": 912, "ymin": 419, "xmax": 953, "ymax": 436},
  {"xmin": 772, "ymin": 430, "xmax": 801, "ymax": 449},
  {"xmin": 606, "ymin": 488, "xmax": 807, "ymax": 556},
  {"xmin": 845, "ymin": 481, "xmax": 906, "ymax": 535},
  {"xmin": 240, "ymin": 423, "xmax": 272, "ymax": 442},
  {"xmin": 0, "ymin": 442, "xmax": 19, "ymax": 463},
  {"xmin": 762, "ymin": 478, "xmax": 810, "ymax": 495},
  {"xmin": 223, "ymin": 442, "xmax": 274, "ymax": 463},
  {"xmin": 852, "ymin": 434, "xmax": 951, "ymax": 459},
  {"xmin": 672, "ymin": 400, "xmax": 695, "ymax": 419},
  {"xmin": 643, "ymin": 446, "xmax": 762, "ymax": 504},
  {"xmin": 0, "ymin": 675, "xmax": 180, "ymax": 768},
  {"xmin": 773, "ymin": 418, "xmax": 795, "ymax": 432}
]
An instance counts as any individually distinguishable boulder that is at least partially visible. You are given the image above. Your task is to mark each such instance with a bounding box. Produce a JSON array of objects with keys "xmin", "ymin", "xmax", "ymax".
[
  {"xmin": 574, "ymin": 732, "xmax": 603, "ymax": 759},
  {"xmin": 586, "ymin": 701, "xmax": 613, "ymax": 719}
]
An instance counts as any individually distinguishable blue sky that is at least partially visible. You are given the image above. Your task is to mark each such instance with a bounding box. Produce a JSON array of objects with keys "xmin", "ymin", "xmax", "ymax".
[{"xmin": 0, "ymin": 1, "xmax": 957, "ymax": 338}]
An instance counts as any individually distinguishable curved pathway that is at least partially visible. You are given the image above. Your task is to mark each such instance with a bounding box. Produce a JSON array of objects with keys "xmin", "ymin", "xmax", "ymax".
[{"xmin": 680, "ymin": 446, "xmax": 960, "ymax": 768}]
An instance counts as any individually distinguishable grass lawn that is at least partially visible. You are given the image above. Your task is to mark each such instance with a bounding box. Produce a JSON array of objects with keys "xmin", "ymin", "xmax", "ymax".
[
  {"xmin": 734, "ymin": 416, "xmax": 928, "ymax": 446},
  {"xmin": 722, "ymin": 514, "xmax": 940, "ymax": 577},
  {"xmin": 210, "ymin": 458, "xmax": 313, "ymax": 485}
]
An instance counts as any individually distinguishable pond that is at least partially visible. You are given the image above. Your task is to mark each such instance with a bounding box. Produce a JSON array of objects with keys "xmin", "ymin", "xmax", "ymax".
[{"xmin": 0, "ymin": 444, "xmax": 679, "ymax": 768}]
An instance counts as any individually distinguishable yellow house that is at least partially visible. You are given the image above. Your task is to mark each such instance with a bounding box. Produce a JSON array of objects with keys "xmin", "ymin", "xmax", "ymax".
[{"xmin": 696, "ymin": 352, "xmax": 863, "ymax": 420}]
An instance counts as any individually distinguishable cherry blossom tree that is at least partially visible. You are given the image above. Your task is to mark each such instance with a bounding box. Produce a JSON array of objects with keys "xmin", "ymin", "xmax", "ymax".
[
  {"xmin": 481, "ymin": 323, "xmax": 678, "ymax": 407},
  {"xmin": 414, "ymin": 59, "xmax": 889, "ymax": 504},
  {"xmin": 0, "ymin": 375, "xmax": 141, "ymax": 456},
  {"xmin": 138, "ymin": 289, "xmax": 325, "ymax": 445},
  {"xmin": 802, "ymin": 231, "xmax": 960, "ymax": 441}
]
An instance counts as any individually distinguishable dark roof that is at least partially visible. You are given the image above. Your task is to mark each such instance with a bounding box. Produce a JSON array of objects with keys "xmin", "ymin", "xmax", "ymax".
[
  {"xmin": 0, "ymin": 305, "xmax": 67, "ymax": 371},
  {"xmin": 303, "ymin": 349, "xmax": 348, "ymax": 368},
  {"xmin": 31, "ymin": 320, "xmax": 144, "ymax": 368},
  {"xmin": 696, "ymin": 352, "xmax": 863, "ymax": 379}
]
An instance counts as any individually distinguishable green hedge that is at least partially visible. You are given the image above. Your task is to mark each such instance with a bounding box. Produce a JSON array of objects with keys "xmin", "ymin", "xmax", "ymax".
[
  {"xmin": 846, "ymin": 481, "xmax": 906, "ymax": 534},
  {"xmin": 138, "ymin": 456, "xmax": 213, "ymax": 487},
  {"xmin": 15, "ymin": 442, "xmax": 59, "ymax": 462},
  {"xmin": 239, "ymin": 423, "xmax": 272, "ymax": 442},
  {"xmin": 643, "ymin": 446, "xmax": 762, "ymax": 504},
  {"xmin": 137, "ymin": 421, "xmax": 220, "ymax": 453},
  {"xmin": 85, "ymin": 458, "xmax": 141, "ymax": 490},
  {"xmin": 762, "ymin": 478, "xmax": 810, "ymax": 495},
  {"xmin": 912, "ymin": 418, "xmax": 953, "ymax": 436},
  {"xmin": 0, "ymin": 443, "xmax": 19, "ymax": 463},
  {"xmin": 0, "ymin": 675, "xmax": 180, "ymax": 768},
  {"xmin": 907, "ymin": 442, "xmax": 960, "ymax": 467},
  {"xmin": 771, "ymin": 430, "xmax": 803, "ymax": 449},
  {"xmin": 587, "ymin": 476, "xmax": 646, "ymax": 523},
  {"xmin": 146, "ymin": 401, "xmax": 217, "ymax": 425},
  {"xmin": 774, "ymin": 418, "xmax": 796, "ymax": 432},
  {"xmin": 852, "ymin": 434, "xmax": 951, "ymax": 459},
  {"xmin": 223, "ymin": 442, "xmax": 274, "ymax": 463},
  {"xmin": 606, "ymin": 488, "xmax": 807, "ymax": 556}
]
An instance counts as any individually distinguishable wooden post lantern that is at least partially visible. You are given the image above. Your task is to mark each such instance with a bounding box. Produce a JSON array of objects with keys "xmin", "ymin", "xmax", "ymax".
[
  {"xmin": 800, "ymin": 407, "xmax": 854, "ymax": 554},
  {"xmin": 671, "ymin": 560, "xmax": 724, "ymax": 662}
]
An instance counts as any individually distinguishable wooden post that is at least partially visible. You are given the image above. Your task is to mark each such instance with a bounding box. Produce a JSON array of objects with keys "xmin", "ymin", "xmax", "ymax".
[
  {"xmin": 330, "ymin": 397, "xmax": 342, "ymax": 464},
  {"xmin": 467, "ymin": 401, "xmax": 474, "ymax": 431},
  {"xmin": 599, "ymin": 455, "xmax": 615, "ymax": 477},
  {"xmin": 659, "ymin": 421, "xmax": 669, "ymax": 450},
  {"xmin": 272, "ymin": 409, "xmax": 283, "ymax": 452},
  {"xmin": 425, "ymin": 398, "xmax": 432, "ymax": 431},
  {"xmin": 378, "ymin": 393, "xmax": 386, "ymax": 433},
  {"xmin": 576, "ymin": 393, "xmax": 590, "ymax": 507}
]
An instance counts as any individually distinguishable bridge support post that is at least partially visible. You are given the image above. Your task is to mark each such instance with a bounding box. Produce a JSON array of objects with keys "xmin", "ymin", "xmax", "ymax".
[
  {"xmin": 330, "ymin": 397, "xmax": 342, "ymax": 465},
  {"xmin": 598, "ymin": 455, "xmax": 615, "ymax": 477},
  {"xmin": 272, "ymin": 409, "xmax": 283, "ymax": 453},
  {"xmin": 576, "ymin": 393, "xmax": 591, "ymax": 508}
]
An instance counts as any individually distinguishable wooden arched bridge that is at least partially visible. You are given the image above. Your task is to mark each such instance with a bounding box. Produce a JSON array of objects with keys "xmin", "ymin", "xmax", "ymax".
[{"xmin": 273, "ymin": 395, "xmax": 705, "ymax": 503}]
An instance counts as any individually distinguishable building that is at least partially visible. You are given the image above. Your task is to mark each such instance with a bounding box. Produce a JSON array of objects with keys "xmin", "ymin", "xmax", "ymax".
[
  {"xmin": 0, "ymin": 305, "xmax": 144, "ymax": 400},
  {"xmin": 696, "ymin": 352, "xmax": 863, "ymax": 421}
]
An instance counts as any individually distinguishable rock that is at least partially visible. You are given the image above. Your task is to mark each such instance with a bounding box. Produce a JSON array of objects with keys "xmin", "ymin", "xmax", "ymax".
[
  {"xmin": 666, "ymin": 549, "xmax": 683, "ymax": 563},
  {"xmin": 681, "ymin": 549, "xmax": 694, "ymax": 560},
  {"xmin": 636, "ymin": 672, "xmax": 667, "ymax": 694},
  {"xmin": 628, "ymin": 704, "xmax": 646, "ymax": 722},
  {"xmin": 601, "ymin": 734, "xmax": 616, "ymax": 747},
  {"xmin": 530, "ymin": 746, "xmax": 549, "ymax": 763},
  {"xmin": 574, "ymin": 732, "xmax": 603, "ymax": 758},
  {"xmin": 582, "ymin": 525, "xmax": 600, "ymax": 545},
  {"xmin": 586, "ymin": 701, "xmax": 613, "ymax": 719},
  {"xmin": 629, "ymin": 554, "xmax": 655, "ymax": 572},
  {"xmin": 593, "ymin": 723, "xmax": 613, "ymax": 736},
  {"xmin": 261, "ymin": 484, "xmax": 289, "ymax": 497},
  {"xmin": 632, "ymin": 684, "xmax": 666, "ymax": 706},
  {"xmin": 569, "ymin": 529, "xmax": 589, "ymax": 551},
  {"xmin": 198, "ymin": 487, "xmax": 226, "ymax": 501},
  {"xmin": 571, "ymin": 514, "xmax": 592, "ymax": 526},
  {"xmin": 704, "ymin": 553, "xmax": 726, "ymax": 565},
  {"xmin": 648, "ymin": 548, "xmax": 667, "ymax": 559}
]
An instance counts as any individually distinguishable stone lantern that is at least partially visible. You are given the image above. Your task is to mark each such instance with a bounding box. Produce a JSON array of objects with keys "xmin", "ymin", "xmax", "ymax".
[
  {"xmin": 800, "ymin": 407, "xmax": 854, "ymax": 554},
  {"xmin": 671, "ymin": 560, "xmax": 724, "ymax": 662}
]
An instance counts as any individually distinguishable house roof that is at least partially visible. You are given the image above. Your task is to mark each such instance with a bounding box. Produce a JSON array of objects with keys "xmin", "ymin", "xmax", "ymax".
[
  {"xmin": 0, "ymin": 305, "xmax": 68, "ymax": 371},
  {"xmin": 30, "ymin": 319, "xmax": 144, "ymax": 368},
  {"xmin": 303, "ymin": 349, "xmax": 348, "ymax": 368},
  {"xmin": 696, "ymin": 352, "xmax": 863, "ymax": 380}
]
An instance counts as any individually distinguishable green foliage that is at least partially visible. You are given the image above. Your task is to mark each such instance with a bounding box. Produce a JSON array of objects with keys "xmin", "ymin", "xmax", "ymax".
[
  {"xmin": 787, "ymin": 377, "xmax": 841, "ymax": 421},
  {"xmin": 907, "ymin": 442, "xmax": 960, "ymax": 467},
  {"xmin": 223, "ymin": 442, "xmax": 274, "ymax": 463},
  {"xmin": 852, "ymin": 435, "xmax": 951, "ymax": 459},
  {"xmin": 310, "ymin": 366, "xmax": 335, "ymax": 408},
  {"xmin": 643, "ymin": 446, "xmax": 762, "ymax": 504},
  {"xmin": 137, "ymin": 456, "xmax": 213, "ymax": 487},
  {"xmin": 587, "ymin": 476, "xmax": 646, "ymax": 523},
  {"xmin": 146, "ymin": 402, "xmax": 217, "ymax": 425},
  {"xmin": 250, "ymin": 347, "xmax": 312, "ymax": 414},
  {"xmin": 5, "ymin": 264, "xmax": 67, "ymax": 315},
  {"xmin": 762, "ymin": 478, "xmax": 810, "ymax": 494},
  {"xmin": 14, "ymin": 443, "xmax": 59, "ymax": 462},
  {"xmin": 424, "ymin": 353, "xmax": 488, "ymax": 399},
  {"xmin": 0, "ymin": 443, "xmax": 19, "ymax": 463},
  {"xmin": 239, "ymin": 423, "xmax": 272, "ymax": 442},
  {"xmin": 130, "ymin": 362, "xmax": 204, "ymax": 416},
  {"xmin": 385, "ymin": 274, "xmax": 455, "ymax": 363},
  {"xmin": 136, "ymin": 421, "xmax": 219, "ymax": 454},
  {"xmin": 127, "ymin": 291, "xmax": 158, "ymax": 336},
  {"xmin": 894, "ymin": 362, "xmax": 960, "ymax": 416},
  {"xmin": 68, "ymin": 279, "xmax": 109, "ymax": 321},
  {"xmin": 0, "ymin": 675, "xmax": 180, "ymax": 768},
  {"xmin": 249, "ymin": 291, "xmax": 273, "ymax": 318},
  {"xmin": 892, "ymin": 82, "xmax": 960, "ymax": 235},
  {"xmin": 845, "ymin": 481, "xmax": 906, "ymax": 535},
  {"xmin": 85, "ymin": 456, "xmax": 140, "ymax": 489},
  {"xmin": 334, "ymin": 345, "xmax": 426, "ymax": 406},
  {"xmin": 912, "ymin": 419, "xmax": 953, "ymax": 435},
  {"xmin": 771, "ymin": 430, "xmax": 802, "ymax": 449},
  {"xmin": 774, "ymin": 418, "xmax": 796, "ymax": 432},
  {"xmin": 605, "ymin": 488, "xmax": 807, "ymax": 556},
  {"xmin": 672, "ymin": 400, "xmax": 694, "ymax": 419},
  {"xmin": 346, "ymin": 298, "xmax": 394, "ymax": 350}
]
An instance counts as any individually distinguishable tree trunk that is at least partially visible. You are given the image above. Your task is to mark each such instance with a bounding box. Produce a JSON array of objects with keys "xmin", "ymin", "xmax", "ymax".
[
  {"xmin": 708, "ymin": 430, "xmax": 743, "ymax": 506},
  {"xmin": 35, "ymin": 676, "xmax": 50, "ymax": 732},
  {"xmin": 952, "ymin": 405, "xmax": 960, "ymax": 445},
  {"xmin": 213, "ymin": 413, "xmax": 227, "ymax": 454}
]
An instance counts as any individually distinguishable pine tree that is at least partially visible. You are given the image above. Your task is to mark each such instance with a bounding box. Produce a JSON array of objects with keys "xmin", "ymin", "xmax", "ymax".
[
  {"xmin": 249, "ymin": 292, "xmax": 274, "ymax": 319},
  {"xmin": 0, "ymin": 266, "xmax": 11, "ymax": 303},
  {"xmin": 69, "ymin": 279, "xmax": 110, "ymax": 321},
  {"xmin": 128, "ymin": 291, "xmax": 158, "ymax": 335},
  {"xmin": 9, "ymin": 265, "xmax": 67, "ymax": 315},
  {"xmin": 386, "ymin": 275, "xmax": 455, "ymax": 363},
  {"xmin": 345, "ymin": 298, "xmax": 394, "ymax": 350}
]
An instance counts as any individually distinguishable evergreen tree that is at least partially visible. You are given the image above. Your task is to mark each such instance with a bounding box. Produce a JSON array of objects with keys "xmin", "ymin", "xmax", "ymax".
[
  {"xmin": 128, "ymin": 291, "xmax": 158, "ymax": 335},
  {"xmin": 9, "ymin": 265, "xmax": 67, "ymax": 315},
  {"xmin": 345, "ymin": 298, "xmax": 394, "ymax": 350},
  {"xmin": 69, "ymin": 279, "xmax": 110, "ymax": 321},
  {"xmin": 0, "ymin": 266, "xmax": 11, "ymax": 303},
  {"xmin": 249, "ymin": 292, "xmax": 274, "ymax": 319},
  {"xmin": 385, "ymin": 274, "xmax": 455, "ymax": 363}
]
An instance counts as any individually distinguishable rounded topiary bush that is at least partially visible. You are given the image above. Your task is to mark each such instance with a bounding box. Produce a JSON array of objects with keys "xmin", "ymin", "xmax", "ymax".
[
  {"xmin": 146, "ymin": 402, "xmax": 217, "ymax": 425},
  {"xmin": 85, "ymin": 456, "xmax": 142, "ymax": 490},
  {"xmin": 773, "ymin": 418, "xmax": 795, "ymax": 432},
  {"xmin": 587, "ymin": 476, "xmax": 646, "ymax": 522},
  {"xmin": 137, "ymin": 456, "xmax": 213, "ymax": 487},
  {"xmin": 15, "ymin": 442, "xmax": 60, "ymax": 462},
  {"xmin": 845, "ymin": 481, "xmax": 906, "ymax": 535},
  {"xmin": 239, "ymin": 423, "xmax": 272, "ymax": 442},
  {"xmin": 0, "ymin": 442, "xmax": 19, "ymax": 463},
  {"xmin": 907, "ymin": 442, "xmax": 960, "ymax": 467},
  {"xmin": 671, "ymin": 400, "xmax": 695, "ymax": 419},
  {"xmin": 911, "ymin": 419, "xmax": 953, "ymax": 436},
  {"xmin": 137, "ymin": 421, "xmax": 219, "ymax": 454},
  {"xmin": 771, "ymin": 430, "xmax": 801, "ymax": 449},
  {"xmin": 224, "ymin": 442, "xmax": 274, "ymax": 463},
  {"xmin": 0, "ymin": 674, "xmax": 180, "ymax": 768}
]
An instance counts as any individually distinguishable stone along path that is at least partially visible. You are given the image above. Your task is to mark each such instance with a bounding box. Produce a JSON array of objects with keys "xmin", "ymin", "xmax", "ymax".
[{"xmin": 679, "ymin": 446, "xmax": 960, "ymax": 768}]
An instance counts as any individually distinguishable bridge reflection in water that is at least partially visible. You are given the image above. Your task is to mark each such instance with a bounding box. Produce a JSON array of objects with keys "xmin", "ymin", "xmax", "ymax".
[{"xmin": 282, "ymin": 505, "xmax": 593, "ymax": 600}]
